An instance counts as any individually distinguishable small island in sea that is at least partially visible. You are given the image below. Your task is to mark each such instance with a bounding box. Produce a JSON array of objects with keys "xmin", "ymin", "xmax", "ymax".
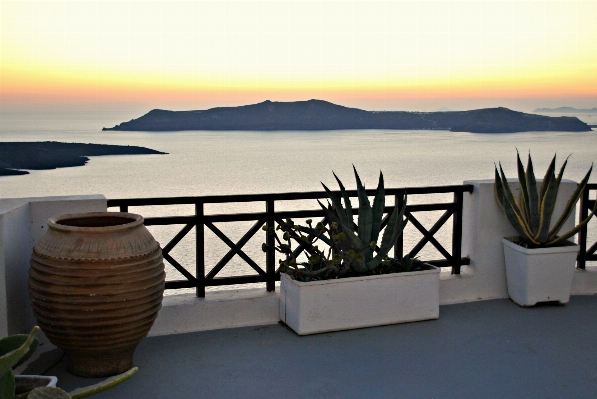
[
  {"xmin": 103, "ymin": 99, "xmax": 591, "ymax": 133},
  {"xmin": 0, "ymin": 142, "xmax": 167, "ymax": 176},
  {"xmin": 534, "ymin": 107, "xmax": 597, "ymax": 113}
]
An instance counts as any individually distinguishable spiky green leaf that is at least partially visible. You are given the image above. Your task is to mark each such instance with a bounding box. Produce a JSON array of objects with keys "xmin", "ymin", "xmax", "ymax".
[
  {"xmin": 535, "ymin": 178, "xmax": 558, "ymax": 243},
  {"xmin": 367, "ymin": 199, "xmax": 408, "ymax": 270},
  {"xmin": 0, "ymin": 368, "xmax": 15, "ymax": 399},
  {"xmin": 321, "ymin": 182, "xmax": 350, "ymax": 229},
  {"xmin": 378, "ymin": 196, "xmax": 407, "ymax": 255},
  {"xmin": 0, "ymin": 334, "xmax": 38, "ymax": 370},
  {"xmin": 497, "ymin": 164, "xmax": 535, "ymax": 240},
  {"xmin": 516, "ymin": 150, "xmax": 531, "ymax": 225},
  {"xmin": 370, "ymin": 171, "xmax": 385, "ymax": 245},
  {"xmin": 333, "ymin": 172, "xmax": 354, "ymax": 230},
  {"xmin": 500, "ymin": 188, "xmax": 538, "ymax": 244},
  {"xmin": 0, "ymin": 327, "xmax": 39, "ymax": 376},
  {"xmin": 548, "ymin": 164, "xmax": 593, "ymax": 239},
  {"xmin": 526, "ymin": 154, "xmax": 540, "ymax": 235},
  {"xmin": 494, "ymin": 166, "xmax": 506, "ymax": 212},
  {"xmin": 547, "ymin": 181, "xmax": 597, "ymax": 246},
  {"xmin": 69, "ymin": 367, "xmax": 138, "ymax": 399},
  {"xmin": 539, "ymin": 154, "xmax": 557, "ymax": 206},
  {"xmin": 353, "ymin": 166, "xmax": 373, "ymax": 245}
]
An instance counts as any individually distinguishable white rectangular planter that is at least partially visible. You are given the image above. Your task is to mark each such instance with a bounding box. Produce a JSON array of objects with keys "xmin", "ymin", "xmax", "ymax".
[
  {"xmin": 502, "ymin": 237, "xmax": 579, "ymax": 307},
  {"xmin": 279, "ymin": 265, "xmax": 440, "ymax": 335}
]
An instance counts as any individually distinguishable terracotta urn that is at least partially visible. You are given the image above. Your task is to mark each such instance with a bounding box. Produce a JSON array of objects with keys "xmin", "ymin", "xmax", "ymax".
[{"xmin": 29, "ymin": 212, "xmax": 165, "ymax": 377}]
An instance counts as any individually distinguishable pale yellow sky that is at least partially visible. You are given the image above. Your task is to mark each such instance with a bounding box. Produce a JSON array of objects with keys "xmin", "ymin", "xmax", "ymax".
[{"xmin": 1, "ymin": 1, "xmax": 596, "ymax": 112}]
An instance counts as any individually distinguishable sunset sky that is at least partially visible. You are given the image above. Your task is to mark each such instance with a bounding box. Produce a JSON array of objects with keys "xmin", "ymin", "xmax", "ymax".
[{"xmin": 1, "ymin": 1, "xmax": 596, "ymax": 113}]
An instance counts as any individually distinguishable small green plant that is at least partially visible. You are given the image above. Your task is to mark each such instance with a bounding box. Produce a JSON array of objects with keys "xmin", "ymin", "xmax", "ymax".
[
  {"xmin": 0, "ymin": 327, "xmax": 137, "ymax": 399},
  {"xmin": 494, "ymin": 151, "xmax": 597, "ymax": 248},
  {"xmin": 263, "ymin": 167, "xmax": 408, "ymax": 281},
  {"xmin": 374, "ymin": 254, "xmax": 429, "ymax": 275},
  {"xmin": 395, "ymin": 255, "xmax": 427, "ymax": 272}
]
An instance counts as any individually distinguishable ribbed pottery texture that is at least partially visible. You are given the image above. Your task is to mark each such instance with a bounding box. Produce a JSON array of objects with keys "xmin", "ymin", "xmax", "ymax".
[{"xmin": 29, "ymin": 212, "xmax": 165, "ymax": 377}]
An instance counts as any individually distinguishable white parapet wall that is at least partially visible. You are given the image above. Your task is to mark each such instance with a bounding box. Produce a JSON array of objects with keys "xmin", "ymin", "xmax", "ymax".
[
  {"xmin": 440, "ymin": 179, "xmax": 596, "ymax": 304},
  {"xmin": 0, "ymin": 195, "xmax": 107, "ymax": 336},
  {"xmin": 149, "ymin": 288, "xmax": 280, "ymax": 337},
  {"xmin": 1, "ymin": 181, "xmax": 596, "ymax": 339}
]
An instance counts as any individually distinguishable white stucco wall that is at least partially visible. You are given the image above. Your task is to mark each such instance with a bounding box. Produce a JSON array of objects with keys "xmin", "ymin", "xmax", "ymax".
[
  {"xmin": 439, "ymin": 179, "xmax": 593, "ymax": 304},
  {"xmin": 0, "ymin": 196, "xmax": 106, "ymax": 336},
  {"xmin": 1, "ymin": 181, "xmax": 595, "ymax": 338}
]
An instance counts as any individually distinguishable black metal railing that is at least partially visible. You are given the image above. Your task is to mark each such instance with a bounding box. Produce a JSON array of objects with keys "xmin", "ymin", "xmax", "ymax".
[
  {"xmin": 578, "ymin": 183, "xmax": 597, "ymax": 269},
  {"xmin": 108, "ymin": 184, "xmax": 474, "ymax": 297}
]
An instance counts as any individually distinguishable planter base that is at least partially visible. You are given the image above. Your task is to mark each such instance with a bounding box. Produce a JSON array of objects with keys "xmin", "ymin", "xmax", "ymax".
[
  {"xmin": 66, "ymin": 345, "xmax": 136, "ymax": 378},
  {"xmin": 280, "ymin": 266, "xmax": 440, "ymax": 335},
  {"xmin": 502, "ymin": 237, "xmax": 579, "ymax": 307}
]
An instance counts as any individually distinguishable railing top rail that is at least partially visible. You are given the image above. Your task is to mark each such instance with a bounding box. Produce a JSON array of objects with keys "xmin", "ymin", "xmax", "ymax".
[
  {"xmin": 107, "ymin": 184, "xmax": 474, "ymax": 207},
  {"xmin": 586, "ymin": 183, "xmax": 597, "ymax": 190}
]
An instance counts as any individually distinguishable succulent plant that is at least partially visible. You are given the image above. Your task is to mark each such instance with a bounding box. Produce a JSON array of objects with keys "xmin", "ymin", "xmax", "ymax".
[
  {"xmin": 395, "ymin": 255, "xmax": 426, "ymax": 272},
  {"xmin": 494, "ymin": 152, "xmax": 597, "ymax": 248},
  {"xmin": 0, "ymin": 327, "xmax": 137, "ymax": 399},
  {"xmin": 264, "ymin": 167, "xmax": 408, "ymax": 280}
]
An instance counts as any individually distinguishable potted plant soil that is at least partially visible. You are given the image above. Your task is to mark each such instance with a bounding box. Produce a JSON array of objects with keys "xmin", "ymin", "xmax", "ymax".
[
  {"xmin": 264, "ymin": 167, "xmax": 440, "ymax": 335},
  {"xmin": 494, "ymin": 152, "xmax": 597, "ymax": 306}
]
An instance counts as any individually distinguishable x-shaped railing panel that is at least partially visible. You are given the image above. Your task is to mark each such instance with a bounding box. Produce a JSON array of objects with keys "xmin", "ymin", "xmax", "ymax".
[
  {"xmin": 161, "ymin": 223, "xmax": 196, "ymax": 282},
  {"xmin": 406, "ymin": 210, "xmax": 453, "ymax": 260},
  {"xmin": 204, "ymin": 220, "xmax": 267, "ymax": 280},
  {"xmin": 108, "ymin": 184, "xmax": 473, "ymax": 296}
]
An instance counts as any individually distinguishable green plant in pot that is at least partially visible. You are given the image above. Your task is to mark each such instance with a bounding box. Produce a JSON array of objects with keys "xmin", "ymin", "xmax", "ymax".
[
  {"xmin": 1, "ymin": 326, "xmax": 137, "ymax": 399},
  {"xmin": 265, "ymin": 167, "xmax": 411, "ymax": 280},
  {"xmin": 494, "ymin": 151, "xmax": 597, "ymax": 306},
  {"xmin": 266, "ymin": 167, "xmax": 440, "ymax": 335}
]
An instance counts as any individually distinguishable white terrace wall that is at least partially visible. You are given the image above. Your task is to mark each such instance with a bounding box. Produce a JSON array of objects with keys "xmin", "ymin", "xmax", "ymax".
[
  {"xmin": 440, "ymin": 179, "xmax": 597, "ymax": 304},
  {"xmin": 0, "ymin": 196, "xmax": 106, "ymax": 336},
  {"xmin": 151, "ymin": 178, "xmax": 597, "ymax": 336},
  {"xmin": 1, "ymin": 182, "xmax": 596, "ymax": 338}
]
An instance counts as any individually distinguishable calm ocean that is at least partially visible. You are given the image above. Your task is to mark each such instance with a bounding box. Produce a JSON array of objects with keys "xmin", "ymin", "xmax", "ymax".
[{"xmin": 1, "ymin": 110, "xmax": 596, "ymax": 293}]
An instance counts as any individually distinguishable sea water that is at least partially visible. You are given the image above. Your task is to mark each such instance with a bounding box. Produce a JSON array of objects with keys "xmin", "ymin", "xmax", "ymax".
[{"xmin": 1, "ymin": 111, "xmax": 596, "ymax": 293}]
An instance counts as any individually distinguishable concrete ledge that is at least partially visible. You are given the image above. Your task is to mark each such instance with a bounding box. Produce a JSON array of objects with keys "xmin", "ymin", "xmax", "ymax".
[
  {"xmin": 572, "ymin": 267, "xmax": 597, "ymax": 295},
  {"xmin": 149, "ymin": 288, "xmax": 280, "ymax": 336}
]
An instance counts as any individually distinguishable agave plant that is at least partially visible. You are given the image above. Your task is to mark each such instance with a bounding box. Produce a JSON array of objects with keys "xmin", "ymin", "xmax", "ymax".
[
  {"xmin": 0, "ymin": 327, "xmax": 137, "ymax": 399},
  {"xmin": 494, "ymin": 152, "xmax": 597, "ymax": 248},
  {"xmin": 264, "ymin": 167, "xmax": 408, "ymax": 280}
]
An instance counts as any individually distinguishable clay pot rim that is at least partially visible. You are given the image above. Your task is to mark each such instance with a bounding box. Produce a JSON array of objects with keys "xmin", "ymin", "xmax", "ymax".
[{"xmin": 48, "ymin": 212, "xmax": 144, "ymax": 233}]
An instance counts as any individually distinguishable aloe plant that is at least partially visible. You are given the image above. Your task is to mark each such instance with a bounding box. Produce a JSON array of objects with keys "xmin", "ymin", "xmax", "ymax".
[
  {"xmin": 494, "ymin": 152, "xmax": 597, "ymax": 248},
  {"xmin": 0, "ymin": 327, "xmax": 137, "ymax": 399},
  {"xmin": 319, "ymin": 167, "xmax": 408, "ymax": 272},
  {"xmin": 264, "ymin": 167, "xmax": 408, "ymax": 280}
]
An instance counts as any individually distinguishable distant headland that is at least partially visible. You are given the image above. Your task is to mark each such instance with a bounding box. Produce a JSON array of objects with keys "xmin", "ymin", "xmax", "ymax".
[
  {"xmin": 533, "ymin": 107, "xmax": 597, "ymax": 113},
  {"xmin": 0, "ymin": 142, "xmax": 166, "ymax": 176},
  {"xmin": 103, "ymin": 100, "xmax": 591, "ymax": 133}
]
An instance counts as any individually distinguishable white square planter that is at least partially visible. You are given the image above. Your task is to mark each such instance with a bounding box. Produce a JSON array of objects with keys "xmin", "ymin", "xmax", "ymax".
[
  {"xmin": 502, "ymin": 237, "xmax": 579, "ymax": 307},
  {"xmin": 279, "ymin": 265, "xmax": 440, "ymax": 335}
]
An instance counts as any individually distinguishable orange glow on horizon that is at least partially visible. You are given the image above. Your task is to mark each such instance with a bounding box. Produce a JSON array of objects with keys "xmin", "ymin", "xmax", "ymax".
[
  {"xmin": 2, "ymin": 1, "xmax": 596, "ymax": 112},
  {"xmin": 2, "ymin": 64, "xmax": 595, "ymax": 111}
]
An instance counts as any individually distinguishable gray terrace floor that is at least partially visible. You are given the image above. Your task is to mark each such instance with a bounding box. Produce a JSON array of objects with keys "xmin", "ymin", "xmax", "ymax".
[{"xmin": 28, "ymin": 296, "xmax": 597, "ymax": 399}]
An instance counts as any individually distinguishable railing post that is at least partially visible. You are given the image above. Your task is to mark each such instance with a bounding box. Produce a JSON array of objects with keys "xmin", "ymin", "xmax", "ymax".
[
  {"xmin": 196, "ymin": 201, "xmax": 206, "ymax": 297},
  {"xmin": 452, "ymin": 190, "xmax": 464, "ymax": 275},
  {"xmin": 120, "ymin": 205, "xmax": 128, "ymax": 212},
  {"xmin": 266, "ymin": 199, "xmax": 275, "ymax": 292},
  {"xmin": 577, "ymin": 186, "xmax": 590, "ymax": 270},
  {"xmin": 394, "ymin": 194, "xmax": 404, "ymax": 260}
]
